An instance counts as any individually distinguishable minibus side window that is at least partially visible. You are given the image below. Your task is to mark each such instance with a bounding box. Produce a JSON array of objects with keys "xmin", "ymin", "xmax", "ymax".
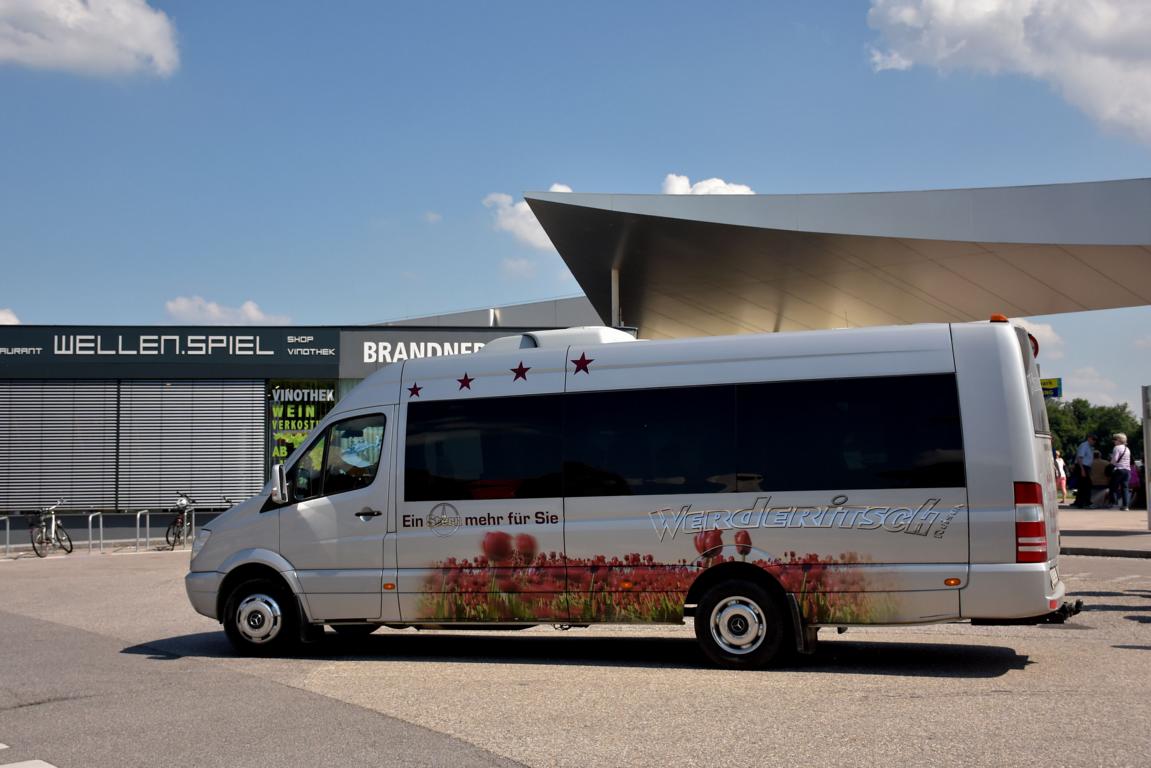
[
  {"xmin": 563, "ymin": 385, "xmax": 737, "ymax": 497},
  {"xmin": 288, "ymin": 434, "xmax": 327, "ymax": 502},
  {"xmin": 323, "ymin": 415, "xmax": 387, "ymax": 496},
  {"xmin": 736, "ymin": 374, "xmax": 965, "ymax": 491},
  {"xmin": 285, "ymin": 414, "xmax": 387, "ymax": 502},
  {"xmin": 405, "ymin": 395, "xmax": 562, "ymax": 502}
]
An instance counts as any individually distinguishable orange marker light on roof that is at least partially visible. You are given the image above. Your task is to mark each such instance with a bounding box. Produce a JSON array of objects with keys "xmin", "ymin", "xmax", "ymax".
[{"xmin": 990, "ymin": 313, "xmax": 1009, "ymax": 322}]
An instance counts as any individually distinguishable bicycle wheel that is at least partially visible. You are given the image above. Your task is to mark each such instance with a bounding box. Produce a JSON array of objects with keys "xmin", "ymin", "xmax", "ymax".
[
  {"xmin": 165, "ymin": 517, "xmax": 183, "ymax": 549},
  {"xmin": 55, "ymin": 523, "xmax": 73, "ymax": 554},
  {"xmin": 30, "ymin": 525, "xmax": 48, "ymax": 558}
]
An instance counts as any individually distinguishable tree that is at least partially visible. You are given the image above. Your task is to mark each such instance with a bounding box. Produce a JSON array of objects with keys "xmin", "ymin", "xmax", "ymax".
[{"xmin": 1045, "ymin": 398, "xmax": 1143, "ymax": 462}]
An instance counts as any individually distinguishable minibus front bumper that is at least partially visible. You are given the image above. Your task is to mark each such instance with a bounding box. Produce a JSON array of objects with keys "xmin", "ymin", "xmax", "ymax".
[{"xmin": 185, "ymin": 571, "xmax": 223, "ymax": 621}]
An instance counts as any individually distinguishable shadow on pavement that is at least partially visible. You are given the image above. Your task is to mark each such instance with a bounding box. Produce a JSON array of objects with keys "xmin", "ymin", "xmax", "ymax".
[{"xmin": 123, "ymin": 631, "xmax": 1028, "ymax": 678}]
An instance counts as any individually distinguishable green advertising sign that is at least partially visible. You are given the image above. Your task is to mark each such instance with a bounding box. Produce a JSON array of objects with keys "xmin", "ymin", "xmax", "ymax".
[{"xmin": 268, "ymin": 380, "xmax": 338, "ymax": 463}]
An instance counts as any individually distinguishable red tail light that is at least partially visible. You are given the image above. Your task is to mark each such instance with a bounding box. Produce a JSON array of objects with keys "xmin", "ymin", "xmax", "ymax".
[{"xmin": 1014, "ymin": 481, "xmax": 1048, "ymax": 563}]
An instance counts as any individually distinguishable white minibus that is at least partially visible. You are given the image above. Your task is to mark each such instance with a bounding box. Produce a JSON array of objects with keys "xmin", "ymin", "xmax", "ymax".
[{"xmin": 185, "ymin": 318, "xmax": 1079, "ymax": 668}]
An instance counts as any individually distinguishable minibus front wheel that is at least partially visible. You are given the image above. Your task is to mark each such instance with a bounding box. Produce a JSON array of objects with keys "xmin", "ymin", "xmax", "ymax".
[
  {"xmin": 694, "ymin": 579, "xmax": 789, "ymax": 669},
  {"xmin": 223, "ymin": 577, "xmax": 299, "ymax": 656}
]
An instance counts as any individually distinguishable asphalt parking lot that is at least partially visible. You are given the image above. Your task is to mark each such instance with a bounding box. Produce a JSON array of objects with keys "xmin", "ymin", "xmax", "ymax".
[{"xmin": 0, "ymin": 550, "xmax": 1148, "ymax": 768}]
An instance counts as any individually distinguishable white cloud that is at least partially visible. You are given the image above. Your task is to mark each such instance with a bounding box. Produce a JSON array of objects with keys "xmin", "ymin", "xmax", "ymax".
[
  {"xmin": 165, "ymin": 296, "xmax": 290, "ymax": 325},
  {"xmin": 483, "ymin": 182, "xmax": 571, "ymax": 251},
  {"xmin": 868, "ymin": 0, "xmax": 1151, "ymax": 144},
  {"xmin": 662, "ymin": 173, "xmax": 755, "ymax": 195},
  {"xmin": 484, "ymin": 175, "xmax": 756, "ymax": 256},
  {"xmin": 0, "ymin": 0, "xmax": 178, "ymax": 78},
  {"xmin": 423, "ymin": 211, "xmax": 442, "ymax": 224},
  {"xmin": 0, "ymin": 307, "xmax": 20, "ymax": 324},
  {"xmin": 1066, "ymin": 365, "xmax": 1119, "ymax": 404},
  {"xmin": 870, "ymin": 47, "xmax": 913, "ymax": 71},
  {"xmin": 1014, "ymin": 317, "xmax": 1065, "ymax": 360},
  {"xmin": 1134, "ymin": 335, "xmax": 1151, "ymax": 349},
  {"xmin": 501, "ymin": 257, "xmax": 537, "ymax": 280}
]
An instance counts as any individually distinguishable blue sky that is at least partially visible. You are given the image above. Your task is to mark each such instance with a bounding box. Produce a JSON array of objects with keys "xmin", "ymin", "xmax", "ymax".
[{"xmin": 1, "ymin": 1, "xmax": 1151, "ymax": 409}]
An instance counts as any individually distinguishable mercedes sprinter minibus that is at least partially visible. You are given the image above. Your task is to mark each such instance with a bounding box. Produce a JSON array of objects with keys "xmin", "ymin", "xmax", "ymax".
[{"xmin": 186, "ymin": 319, "xmax": 1078, "ymax": 668}]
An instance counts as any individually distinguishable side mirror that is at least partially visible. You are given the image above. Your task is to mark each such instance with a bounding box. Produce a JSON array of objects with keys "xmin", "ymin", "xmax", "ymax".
[{"xmin": 271, "ymin": 463, "xmax": 289, "ymax": 505}]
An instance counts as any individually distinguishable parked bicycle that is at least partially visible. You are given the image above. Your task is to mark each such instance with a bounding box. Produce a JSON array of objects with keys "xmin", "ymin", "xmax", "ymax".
[
  {"xmin": 28, "ymin": 500, "xmax": 73, "ymax": 558},
  {"xmin": 166, "ymin": 492, "xmax": 195, "ymax": 549}
]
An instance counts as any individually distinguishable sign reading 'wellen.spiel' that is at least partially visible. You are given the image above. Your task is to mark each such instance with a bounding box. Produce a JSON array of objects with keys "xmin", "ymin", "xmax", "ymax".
[
  {"xmin": 0, "ymin": 327, "xmax": 342, "ymax": 379},
  {"xmin": 52, "ymin": 333, "xmax": 277, "ymax": 356}
]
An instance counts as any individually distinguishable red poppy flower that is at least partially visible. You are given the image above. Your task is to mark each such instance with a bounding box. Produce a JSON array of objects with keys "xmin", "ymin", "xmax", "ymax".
[
  {"xmin": 515, "ymin": 533, "xmax": 537, "ymax": 563},
  {"xmin": 482, "ymin": 531, "xmax": 513, "ymax": 563},
  {"xmin": 735, "ymin": 530, "xmax": 752, "ymax": 556}
]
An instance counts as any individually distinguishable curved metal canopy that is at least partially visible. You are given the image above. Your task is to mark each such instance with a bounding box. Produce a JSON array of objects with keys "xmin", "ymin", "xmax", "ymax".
[{"xmin": 526, "ymin": 179, "xmax": 1151, "ymax": 338}]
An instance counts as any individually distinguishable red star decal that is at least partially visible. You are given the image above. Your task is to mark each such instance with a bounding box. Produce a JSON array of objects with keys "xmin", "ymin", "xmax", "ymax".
[
  {"xmin": 408, "ymin": 383, "xmax": 422, "ymax": 398},
  {"xmin": 511, "ymin": 361, "xmax": 531, "ymax": 381},
  {"xmin": 457, "ymin": 372, "xmax": 474, "ymax": 390},
  {"xmin": 571, "ymin": 352, "xmax": 594, "ymax": 374}
]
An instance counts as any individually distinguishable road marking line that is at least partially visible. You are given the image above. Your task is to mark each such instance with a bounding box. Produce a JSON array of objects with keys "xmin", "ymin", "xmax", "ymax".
[
  {"xmin": 0, "ymin": 743, "xmax": 7, "ymax": 750},
  {"xmin": 0, "ymin": 761, "xmax": 59, "ymax": 767}
]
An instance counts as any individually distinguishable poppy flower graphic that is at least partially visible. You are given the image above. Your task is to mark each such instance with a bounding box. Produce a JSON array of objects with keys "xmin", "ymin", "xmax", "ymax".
[
  {"xmin": 515, "ymin": 533, "xmax": 538, "ymax": 563},
  {"xmin": 735, "ymin": 530, "xmax": 752, "ymax": 557},
  {"xmin": 482, "ymin": 531, "xmax": 513, "ymax": 563}
]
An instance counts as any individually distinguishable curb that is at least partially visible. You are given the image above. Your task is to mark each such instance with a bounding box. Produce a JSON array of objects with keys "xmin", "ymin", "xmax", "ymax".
[{"xmin": 1061, "ymin": 547, "xmax": 1151, "ymax": 559}]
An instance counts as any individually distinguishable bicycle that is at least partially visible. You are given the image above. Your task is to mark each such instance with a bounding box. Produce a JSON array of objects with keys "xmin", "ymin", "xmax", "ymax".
[
  {"xmin": 28, "ymin": 500, "xmax": 73, "ymax": 558},
  {"xmin": 166, "ymin": 492, "xmax": 195, "ymax": 549}
]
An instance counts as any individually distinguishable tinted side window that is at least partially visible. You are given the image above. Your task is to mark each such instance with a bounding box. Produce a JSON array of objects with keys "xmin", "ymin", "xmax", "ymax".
[
  {"xmin": 736, "ymin": 374, "xmax": 965, "ymax": 491},
  {"xmin": 563, "ymin": 386, "xmax": 737, "ymax": 496},
  {"xmin": 324, "ymin": 414, "xmax": 387, "ymax": 496},
  {"xmin": 405, "ymin": 395, "xmax": 562, "ymax": 501}
]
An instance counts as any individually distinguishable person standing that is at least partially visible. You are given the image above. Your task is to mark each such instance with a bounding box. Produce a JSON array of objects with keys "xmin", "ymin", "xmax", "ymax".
[
  {"xmin": 1074, "ymin": 434, "xmax": 1097, "ymax": 508},
  {"xmin": 1054, "ymin": 450, "xmax": 1068, "ymax": 504},
  {"xmin": 1108, "ymin": 433, "xmax": 1132, "ymax": 511}
]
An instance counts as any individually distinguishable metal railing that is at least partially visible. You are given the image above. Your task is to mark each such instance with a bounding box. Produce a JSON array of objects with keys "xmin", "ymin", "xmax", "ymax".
[
  {"xmin": 0, "ymin": 506, "xmax": 222, "ymax": 557},
  {"xmin": 87, "ymin": 511, "xmax": 104, "ymax": 554},
  {"xmin": 135, "ymin": 509, "xmax": 152, "ymax": 552}
]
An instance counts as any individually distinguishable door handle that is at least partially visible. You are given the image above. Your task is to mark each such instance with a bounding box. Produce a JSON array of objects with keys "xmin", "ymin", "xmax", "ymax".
[{"xmin": 355, "ymin": 508, "xmax": 383, "ymax": 519}]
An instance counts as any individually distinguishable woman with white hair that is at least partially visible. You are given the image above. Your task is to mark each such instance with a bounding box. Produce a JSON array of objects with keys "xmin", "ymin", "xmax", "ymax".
[{"xmin": 1108, "ymin": 433, "xmax": 1132, "ymax": 510}]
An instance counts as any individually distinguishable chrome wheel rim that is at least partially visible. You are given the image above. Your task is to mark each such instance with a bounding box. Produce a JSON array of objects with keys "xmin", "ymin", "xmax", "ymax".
[
  {"xmin": 709, "ymin": 595, "xmax": 766, "ymax": 655},
  {"xmin": 236, "ymin": 593, "xmax": 283, "ymax": 644}
]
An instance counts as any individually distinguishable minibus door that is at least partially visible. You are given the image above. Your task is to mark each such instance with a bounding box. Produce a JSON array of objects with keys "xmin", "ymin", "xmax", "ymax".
[{"xmin": 278, "ymin": 409, "xmax": 391, "ymax": 622}]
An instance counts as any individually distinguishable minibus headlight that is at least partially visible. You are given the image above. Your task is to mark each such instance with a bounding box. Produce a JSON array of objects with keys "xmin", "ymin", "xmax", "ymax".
[{"xmin": 191, "ymin": 528, "xmax": 211, "ymax": 560}]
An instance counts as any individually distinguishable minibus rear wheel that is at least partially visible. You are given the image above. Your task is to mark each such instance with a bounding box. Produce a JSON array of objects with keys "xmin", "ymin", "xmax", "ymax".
[
  {"xmin": 223, "ymin": 578, "xmax": 299, "ymax": 656},
  {"xmin": 694, "ymin": 579, "xmax": 788, "ymax": 669}
]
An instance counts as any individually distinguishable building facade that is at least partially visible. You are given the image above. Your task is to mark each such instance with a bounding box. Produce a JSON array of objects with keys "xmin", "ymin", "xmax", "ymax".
[{"xmin": 0, "ymin": 302, "xmax": 601, "ymax": 513}]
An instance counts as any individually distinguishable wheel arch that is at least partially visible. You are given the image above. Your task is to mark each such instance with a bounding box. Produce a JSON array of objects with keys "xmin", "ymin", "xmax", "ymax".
[
  {"xmin": 216, "ymin": 559, "xmax": 305, "ymax": 623},
  {"xmin": 685, "ymin": 561, "xmax": 788, "ymax": 615}
]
